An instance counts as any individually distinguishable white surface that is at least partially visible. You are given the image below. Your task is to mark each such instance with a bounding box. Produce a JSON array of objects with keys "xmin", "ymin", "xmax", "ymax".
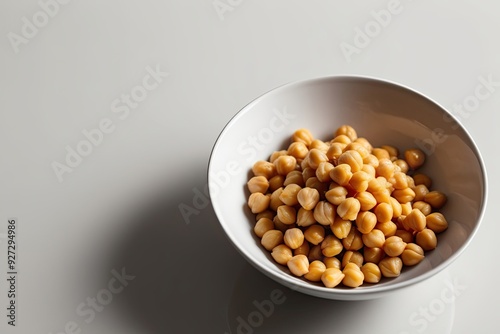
[{"xmin": 0, "ymin": 1, "xmax": 498, "ymax": 333}]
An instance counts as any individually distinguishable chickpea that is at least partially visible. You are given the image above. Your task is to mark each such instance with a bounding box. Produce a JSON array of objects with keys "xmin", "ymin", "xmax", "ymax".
[
  {"xmin": 343, "ymin": 226, "xmax": 364, "ymax": 251},
  {"xmin": 375, "ymin": 221, "xmax": 397, "ymax": 237},
  {"xmin": 304, "ymin": 260, "xmax": 327, "ymax": 282},
  {"xmin": 261, "ymin": 230, "xmax": 284, "ymax": 251},
  {"xmin": 372, "ymin": 148, "xmax": 391, "ymax": 160},
  {"xmin": 307, "ymin": 149, "xmax": 329, "ymax": 169},
  {"xmin": 364, "ymin": 247, "xmax": 385, "ymax": 264},
  {"xmin": 376, "ymin": 158, "xmax": 395, "ymax": 179},
  {"xmin": 337, "ymin": 197, "xmax": 361, "ymax": 221},
  {"xmin": 344, "ymin": 142, "xmax": 371, "ymax": 160},
  {"xmin": 271, "ymin": 244, "xmax": 293, "ymax": 265},
  {"xmin": 294, "ymin": 241, "xmax": 310, "ymax": 256},
  {"xmin": 383, "ymin": 236, "xmax": 407, "ymax": 257},
  {"xmin": 316, "ymin": 161, "xmax": 335, "ymax": 182},
  {"xmin": 424, "ymin": 191, "xmax": 447, "ymax": 209},
  {"xmin": 252, "ymin": 160, "xmax": 276, "ymax": 179},
  {"xmin": 405, "ymin": 148, "xmax": 426, "ymax": 170},
  {"xmin": 335, "ymin": 124, "xmax": 358, "ymax": 141},
  {"xmin": 412, "ymin": 184, "xmax": 429, "ymax": 202},
  {"xmin": 426, "ymin": 212, "xmax": 448, "ymax": 233},
  {"xmin": 270, "ymin": 150, "xmax": 288, "ymax": 163},
  {"xmin": 323, "ymin": 256, "xmax": 341, "ymax": 270},
  {"xmin": 288, "ymin": 141, "xmax": 309, "ymax": 159},
  {"xmin": 279, "ymin": 184, "xmax": 301, "ymax": 206},
  {"xmin": 406, "ymin": 175, "xmax": 415, "ymax": 189},
  {"xmin": 349, "ymin": 171, "xmax": 371, "ymax": 192},
  {"xmin": 362, "ymin": 229, "xmax": 386, "ymax": 248},
  {"xmin": 361, "ymin": 263, "xmax": 382, "ymax": 284},
  {"xmin": 248, "ymin": 192, "xmax": 271, "ymax": 214},
  {"xmin": 330, "ymin": 216, "xmax": 352, "ymax": 239},
  {"xmin": 392, "ymin": 187, "xmax": 416, "ymax": 204},
  {"xmin": 391, "ymin": 172, "xmax": 409, "ymax": 190},
  {"xmin": 342, "ymin": 251, "xmax": 364, "ymax": 268},
  {"xmin": 339, "ymin": 150, "xmax": 364, "ymax": 173},
  {"xmin": 270, "ymin": 188, "xmax": 285, "ymax": 211},
  {"xmin": 308, "ymin": 244, "xmax": 323, "ymax": 262},
  {"xmin": 394, "ymin": 229, "xmax": 414, "ymax": 243},
  {"xmin": 274, "ymin": 155, "xmax": 297, "ymax": 175},
  {"xmin": 363, "ymin": 154, "xmax": 380, "ymax": 168},
  {"xmin": 273, "ymin": 216, "xmax": 290, "ymax": 232},
  {"xmin": 393, "ymin": 159, "xmax": 409, "ymax": 174},
  {"xmin": 277, "ymin": 205, "xmax": 296, "ymax": 225},
  {"xmin": 354, "ymin": 137, "xmax": 373, "ymax": 152},
  {"xmin": 413, "ymin": 173, "xmax": 432, "ymax": 188},
  {"xmin": 416, "ymin": 228, "xmax": 437, "ymax": 251},
  {"xmin": 284, "ymin": 228, "xmax": 305, "ymax": 249},
  {"xmin": 292, "ymin": 128, "xmax": 314, "ymax": 146},
  {"xmin": 400, "ymin": 202, "xmax": 412, "ymax": 216},
  {"xmin": 389, "ymin": 197, "xmax": 403, "ymax": 218},
  {"xmin": 310, "ymin": 139, "xmax": 330, "ymax": 153},
  {"xmin": 379, "ymin": 257, "xmax": 403, "ymax": 278},
  {"xmin": 314, "ymin": 201, "xmax": 336, "ymax": 226},
  {"xmin": 268, "ymin": 175, "xmax": 285, "ymax": 192},
  {"xmin": 325, "ymin": 186, "xmax": 348, "ymax": 206},
  {"xmin": 326, "ymin": 142, "xmax": 346, "ymax": 162},
  {"xmin": 342, "ymin": 263, "xmax": 364, "ymax": 288},
  {"xmin": 256, "ymin": 210, "xmax": 274, "ymax": 221},
  {"xmin": 304, "ymin": 224, "xmax": 326, "ymax": 245},
  {"xmin": 330, "ymin": 164, "xmax": 353, "ymax": 186},
  {"xmin": 296, "ymin": 208, "xmax": 316, "ymax": 227},
  {"xmin": 321, "ymin": 235, "xmax": 343, "ymax": 257},
  {"xmin": 283, "ymin": 170, "xmax": 305, "ymax": 187},
  {"xmin": 332, "ymin": 134, "xmax": 351, "ymax": 145},
  {"xmin": 361, "ymin": 164, "xmax": 376, "ymax": 179},
  {"xmin": 412, "ymin": 201, "xmax": 432, "ymax": 216},
  {"xmin": 374, "ymin": 202, "xmax": 393, "ymax": 224},
  {"xmin": 305, "ymin": 177, "xmax": 328, "ymax": 195},
  {"xmin": 381, "ymin": 145, "xmax": 399, "ymax": 159},
  {"xmin": 402, "ymin": 209, "xmax": 426, "ymax": 232},
  {"xmin": 296, "ymin": 187, "xmax": 320, "ymax": 210},
  {"xmin": 287, "ymin": 254, "xmax": 310, "ymax": 277},
  {"xmin": 321, "ymin": 268, "xmax": 345, "ymax": 288},
  {"xmin": 356, "ymin": 211, "xmax": 377, "ymax": 234},
  {"xmin": 302, "ymin": 167, "xmax": 316, "ymax": 183},
  {"xmin": 401, "ymin": 243, "xmax": 425, "ymax": 266},
  {"xmin": 254, "ymin": 218, "xmax": 274, "ymax": 238},
  {"xmin": 247, "ymin": 176, "xmax": 269, "ymax": 194},
  {"xmin": 355, "ymin": 191, "xmax": 377, "ymax": 211}
]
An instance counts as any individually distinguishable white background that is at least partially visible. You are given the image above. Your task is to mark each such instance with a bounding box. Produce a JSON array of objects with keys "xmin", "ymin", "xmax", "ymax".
[{"xmin": 0, "ymin": 1, "xmax": 498, "ymax": 333}]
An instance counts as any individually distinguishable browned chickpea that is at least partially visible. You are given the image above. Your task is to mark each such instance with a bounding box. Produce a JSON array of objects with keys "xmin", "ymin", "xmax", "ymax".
[
  {"xmin": 401, "ymin": 243, "xmax": 425, "ymax": 266},
  {"xmin": 323, "ymin": 256, "xmax": 341, "ymax": 269},
  {"xmin": 413, "ymin": 173, "xmax": 432, "ymax": 188},
  {"xmin": 363, "ymin": 247, "xmax": 385, "ymax": 264},
  {"xmin": 404, "ymin": 148, "xmax": 426, "ymax": 170},
  {"xmin": 308, "ymin": 245, "xmax": 323, "ymax": 262},
  {"xmin": 294, "ymin": 241, "xmax": 310, "ymax": 256},
  {"xmin": 413, "ymin": 184, "xmax": 429, "ymax": 202},
  {"xmin": 305, "ymin": 177, "xmax": 328, "ymax": 195},
  {"xmin": 268, "ymin": 175, "xmax": 285, "ymax": 192},
  {"xmin": 416, "ymin": 228, "xmax": 437, "ymax": 251},
  {"xmin": 394, "ymin": 229, "xmax": 414, "ymax": 244},
  {"xmin": 326, "ymin": 142, "xmax": 346, "ymax": 162},
  {"xmin": 256, "ymin": 210, "xmax": 274, "ymax": 221}
]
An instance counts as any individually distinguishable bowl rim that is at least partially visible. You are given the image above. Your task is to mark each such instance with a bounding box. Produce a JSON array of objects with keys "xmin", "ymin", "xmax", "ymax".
[{"xmin": 207, "ymin": 74, "xmax": 488, "ymax": 297}]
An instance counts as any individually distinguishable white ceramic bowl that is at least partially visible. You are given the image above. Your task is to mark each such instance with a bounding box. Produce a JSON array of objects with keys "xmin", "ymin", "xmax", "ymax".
[{"xmin": 208, "ymin": 76, "xmax": 487, "ymax": 300}]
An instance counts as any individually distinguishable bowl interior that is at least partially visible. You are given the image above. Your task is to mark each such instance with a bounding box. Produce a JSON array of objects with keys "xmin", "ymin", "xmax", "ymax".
[{"xmin": 208, "ymin": 76, "xmax": 486, "ymax": 300}]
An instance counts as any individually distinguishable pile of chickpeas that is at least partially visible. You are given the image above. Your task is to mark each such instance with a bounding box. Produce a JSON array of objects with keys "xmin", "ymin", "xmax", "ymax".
[{"xmin": 246, "ymin": 125, "xmax": 448, "ymax": 288}]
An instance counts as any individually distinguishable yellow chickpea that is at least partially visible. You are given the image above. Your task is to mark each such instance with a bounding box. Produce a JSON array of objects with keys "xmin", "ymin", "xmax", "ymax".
[
  {"xmin": 424, "ymin": 191, "xmax": 447, "ymax": 209},
  {"xmin": 337, "ymin": 197, "xmax": 361, "ymax": 221},
  {"xmin": 403, "ymin": 209, "xmax": 426, "ymax": 232},
  {"xmin": 374, "ymin": 202, "xmax": 393, "ymax": 223},
  {"xmin": 288, "ymin": 141, "xmax": 309, "ymax": 160},
  {"xmin": 361, "ymin": 263, "xmax": 382, "ymax": 284},
  {"xmin": 412, "ymin": 201, "xmax": 432, "ymax": 216},
  {"xmin": 247, "ymin": 176, "xmax": 270, "ymax": 194},
  {"xmin": 325, "ymin": 186, "xmax": 348, "ymax": 206},
  {"xmin": 274, "ymin": 155, "xmax": 297, "ymax": 175},
  {"xmin": 271, "ymin": 244, "xmax": 293, "ymax": 265},
  {"xmin": 332, "ymin": 134, "xmax": 351, "ymax": 145},
  {"xmin": 392, "ymin": 187, "xmax": 416, "ymax": 204},
  {"xmin": 321, "ymin": 267, "xmax": 345, "ymax": 288},
  {"xmin": 335, "ymin": 125, "xmax": 358, "ymax": 141},
  {"xmin": 416, "ymin": 228, "xmax": 437, "ymax": 251},
  {"xmin": 316, "ymin": 161, "xmax": 335, "ymax": 182},
  {"xmin": 356, "ymin": 211, "xmax": 377, "ymax": 234},
  {"xmin": 296, "ymin": 208, "xmax": 316, "ymax": 227},
  {"xmin": 342, "ymin": 263, "xmax": 364, "ymax": 288},
  {"xmin": 304, "ymin": 260, "xmax": 327, "ymax": 282},
  {"xmin": 376, "ymin": 158, "xmax": 395, "ymax": 179},
  {"xmin": 287, "ymin": 254, "xmax": 310, "ymax": 277},
  {"xmin": 307, "ymin": 148, "xmax": 329, "ymax": 169},
  {"xmin": 297, "ymin": 187, "xmax": 320, "ymax": 210},
  {"xmin": 363, "ymin": 154, "xmax": 380, "ymax": 168},
  {"xmin": 354, "ymin": 137, "xmax": 373, "ymax": 152},
  {"xmin": 314, "ymin": 201, "xmax": 336, "ymax": 226},
  {"xmin": 284, "ymin": 228, "xmax": 305, "ymax": 249},
  {"xmin": 323, "ymin": 256, "xmax": 341, "ymax": 270},
  {"xmin": 343, "ymin": 226, "xmax": 364, "ymax": 251},
  {"xmin": 393, "ymin": 159, "xmax": 409, "ymax": 174},
  {"xmin": 294, "ymin": 241, "xmax": 310, "ymax": 256},
  {"xmin": 394, "ymin": 229, "xmax": 414, "ymax": 244},
  {"xmin": 292, "ymin": 128, "xmax": 314, "ymax": 146},
  {"xmin": 270, "ymin": 188, "xmax": 285, "ymax": 211},
  {"xmin": 383, "ymin": 236, "xmax": 407, "ymax": 257},
  {"xmin": 304, "ymin": 224, "xmax": 326, "ymax": 245},
  {"xmin": 379, "ymin": 257, "xmax": 403, "ymax": 278},
  {"xmin": 338, "ymin": 150, "xmax": 364, "ymax": 173},
  {"xmin": 375, "ymin": 221, "xmax": 397, "ymax": 237},
  {"xmin": 342, "ymin": 251, "xmax": 364, "ymax": 268},
  {"xmin": 330, "ymin": 164, "xmax": 353, "ymax": 186},
  {"xmin": 355, "ymin": 191, "xmax": 377, "ymax": 211},
  {"xmin": 401, "ymin": 243, "xmax": 425, "ymax": 266},
  {"xmin": 372, "ymin": 148, "xmax": 391, "ymax": 160},
  {"xmin": 248, "ymin": 192, "xmax": 271, "ymax": 214},
  {"xmin": 254, "ymin": 217, "xmax": 274, "ymax": 238},
  {"xmin": 389, "ymin": 197, "xmax": 403, "ymax": 218},
  {"xmin": 268, "ymin": 175, "xmax": 285, "ymax": 192},
  {"xmin": 349, "ymin": 170, "xmax": 371, "ymax": 192},
  {"xmin": 330, "ymin": 216, "xmax": 352, "ymax": 239},
  {"xmin": 321, "ymin": 235, "xmax": 343, "ymax": 257},
  {"xmin": 277, "ymin": 205, "xmax": 296, "ymax": 225},
  {"xmin": 252, "ymin": 160, "xmax": 276, "ymax": 179},
  {"xmin": 305, "ymin": 176, "xmax": 328, "ymax": 195},
  {"xmin": 363, "ymin": 247, "xmax": 385, "ymax": 264},
  {"xmin": 362, "ymin": 229, "xmax": 386, "ymax": 248},
  {"xmin": 310, "ymin": 139, "xmax": 330, "ymax": 153},
  {"xmin": 283, "ymin": 170, "xmax": 305, "ymax": 187},
  {"xmin": 261, "ymin": 230, "xmax": 284, "ymax": 251},
  {"xmin": 413, "ymin": 173, "xmax": 432, "ymax": 188},
  {"xmin": 426, "ymin": 212, "xmax": 448, "ymax": 233},
  {"xmin": 326, "ymin": 142, "xmax": 347, "ymax": 161}
]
